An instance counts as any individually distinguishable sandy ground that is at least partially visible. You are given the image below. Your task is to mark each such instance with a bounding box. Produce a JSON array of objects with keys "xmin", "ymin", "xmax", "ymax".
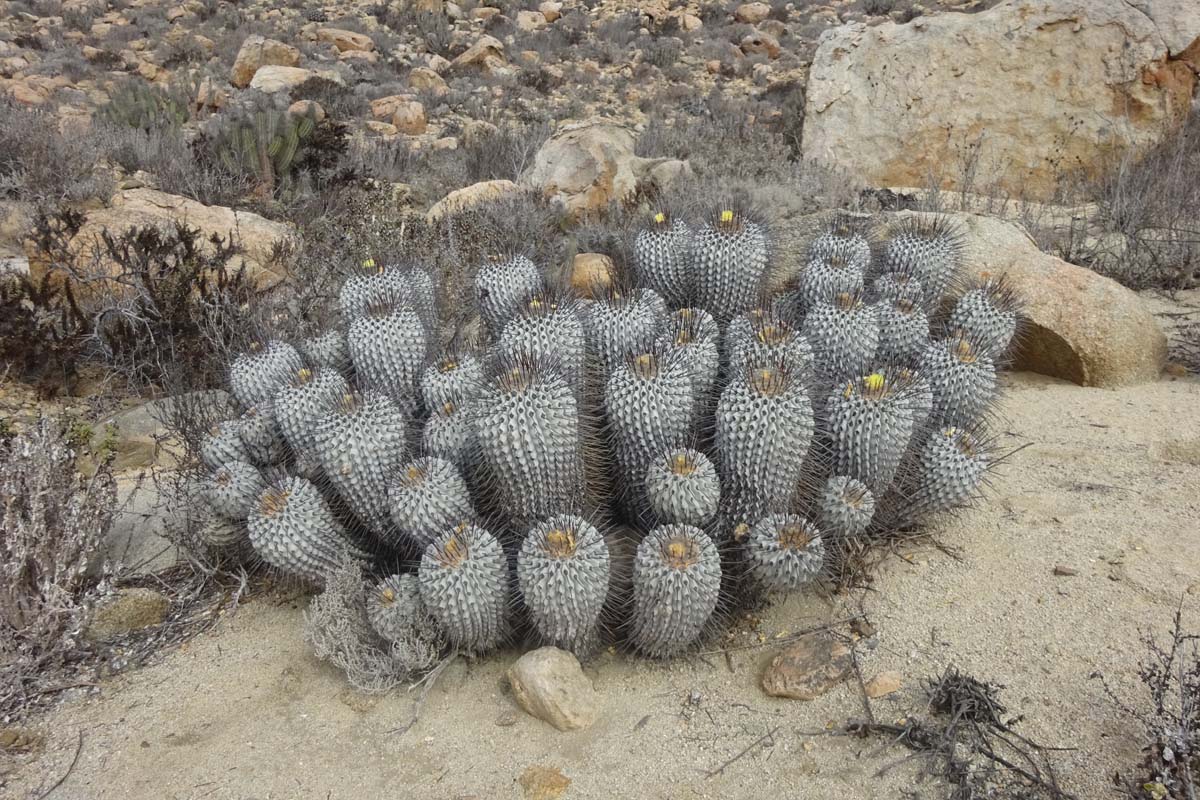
[{"xmin": 4, "ymin": 364, "xmax": 1199, "ymax": 800}]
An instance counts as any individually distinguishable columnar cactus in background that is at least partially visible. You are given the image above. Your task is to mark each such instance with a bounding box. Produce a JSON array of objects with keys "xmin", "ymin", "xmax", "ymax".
[{"xmin": 193, "ymin": 209, "xmax": 1017, "ymax": 667}]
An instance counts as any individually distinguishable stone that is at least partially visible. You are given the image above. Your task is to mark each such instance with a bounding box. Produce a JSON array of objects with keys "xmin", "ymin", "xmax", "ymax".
[
  {"xmin": 230, "ymin": 35, "xmax": 300, "ymax": 89},
  {"xmin": 735, "ymin": 2, "xmax": 771, "ymax": 23},
  {"xmin": 451, "ymin": 35, "xmax": 506, "ymax": 75},
  {"xmin": 1053, "ymin": 564, "xmax": 1080, "ymax": 576},
  {"xmin": 370, "ymin": 93, "xmax": 415, "ymax": 120},
  {"xmin": 521, "ymin": 119, "xmax": 690, "ymax": 217},
  {"xmin": 802, "ymin": 0, "xmax": 1200, "ymax": 200},
  {"xmin": 740, "ymin": 31, "xmax": 779, "ymax": 59},
  {"xmin": 425, "ymin": 179, "xmax": 522, "ymax": 223},
  {"xmin": 679, "ymin": 12, "xmax": 702, "ymax": 31},
  {"xmin": 539, "ymin": 1, "xmax": 562, "ymax": 22},
  {"xmin": 518, "ymin": 766, "xmax": 571, "ymax": 800},
  {"xmin": 40, "ymin": 188, "xmax": 297, "ymax": 290},
  {"xmin": 364, "ymin": 120, "xmax": 399, "ymax": 137},
  {"xmin": 761, "ymin": 633, "xmax": 852, "ymax": 700},
  {"xmin": 317, "ymin": 27, "xmax": 375, "ymax": 53},
  {"xmin": 570, "ymin": 253, "xmax": 614, "ymax": 297},
  {"xmin": 391, "ymin": 100, "xmax": 427, "ymax": 135},
  {"xmin": 914, "ymin": 211, "xmax": 1168, "ymax": 387},
  {"xmin": 517, "ymin": 9, "xmax": 546, "ymax": 31},
  {"xmin": 85, "ymin": 588, "xmax": 170, "ymax": 642},
  {"xmin": 248, "ymin": 65, "xmax": 342, "ymax": 94},
  {"xmin": 408, "ymin": 66, "xmax": 448, "ymax": 95},
  {"xmin": 288, "ymin": 99, "xmax": 325, "ymax": 122},
  {"xmin": 507, "ymin": 647, "xmax": 599, "ymax": 731},
  {"xmin": 864, "ymin": 671, "xmax": 903, "ymax": 698},
  {"xmin": 94, "ymin": 391, "xmax": 233, "ymax": 472}
]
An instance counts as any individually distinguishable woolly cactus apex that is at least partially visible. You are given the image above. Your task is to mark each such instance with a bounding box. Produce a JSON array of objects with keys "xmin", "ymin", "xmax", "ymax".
[
  {"xmin": 500, "ymin": 292, "xmax": 588, "ymax": 389},
  {"xmin": 583, "ymin": 286, "xmax": 668, "ymax": 375},
  {"xmin": 422, "ymin": 399, "xmax": 477, "ymax": 470},
  {"xmin": 871, "ymin": 272, "xmax": 925, "ymax": 305},
  {"xmin": 419, "ymin": 522, "xmax": 510, "ymax": 654},
  {"xmin": 517, "ymin": 515, "xmax": 611, "ymax": 655},
  {"xmin": 420, "ymin": 353, "xmax": 484, "ymax": 412},
  {"xmin": 338, "ymin": 259, "xmax": 415, "ymax": 321},
  {"xmin": 818, "ymin": 476, "xmax": 875, "ymax": 539},
  {"xmin": 802, "ymin": 292, "xmax": 880, "ymax": 386},
  {"xmin": 200, "ymin": 419, "xmax": 251, "ymax": 471},
  {"xmin": 875, "ymin": 297, "xmax": 930, "ymax": 367},
  {"xmin": 644, "ymin": 448, "xmax": 720, "ymax": 527},
  {"xmin": 475, "ymin": 254, "xmax": 543, "ymax": 338},
  {"xmin": 202, "ymin": 460, "xmax": 265, "ymax": 521},
  {"xmin": 715, "ymin": 360, "xmax": 814, "ymax": 529},
  {"xmin": 744, "ymin": 514, "xmax": 825, "ymax": 593},
  {"xmin": 692, "ymin": 206, "xmax": 770, "ymax": 322},
  {"xmin": 298, "ymin": 329, "xmax": 350, "ymax": 375},
  {"xmin": 633, "ymin": 210, "xmax": 695, "ymax": 307},
  {"xmin": 247, "ymin": 476, "xmax": 366, "ymax": 583},
  {"xmin": 658, "ymin": 307, "xmax": 720, "ymax": 410},
  {"xmin": 366, "ymin": 573, "xmax": 438, "ymax": 645},
  {"xmin": 823, "ymin": 371, "xmax": 918, "ymax": 494},
  {"xmin": 473, "ymin": 353, "xmax": 584, "ymax": 525},
  {"xmin": 808, "ymin": 214, "xmax": 872, "ymax": 272},
  {"xmin": 238, "ymin": 400, "xmax": 286, "ymax": 466},
  {"xmin": 605, "ymin": 347, "xmax": 696, "ymax": 511},
  {"xmin": 918, "ymin": 334, "xmax": 997, "ymax": 429},
  {"xmin": 795, "ymin": 252, "xmax": 867, "ymax": 311},
  {"xmin": 629, "ymin": 524, "xmax": 722, "ymax": 657},
  {"xmin": 881, "ymin": 216, "xmax": 965, "ymax": 309},
  {"xmin": 905, "ymin": 425, "xmax": 990, "ymax": 519},
  {"xmin": 273, "ymin": 366, "xmax": 350, "ymax": 460},
  {"xmin": 313, "ymin": 392, "xmax": 409, "ymax": 535},
  {"xmin": 387, "ymin": 456, "xmax": 474, "ymax": 550},
  {"xmin": 230, "ymin": 340, "xmax": 304, "ymax": 410},
  {"xmin": 348, "ymin": 294, "xmax": 427, "ymax": 415},
  {"xmin": 946, "ymin": 277, "xmax": 1021, "ymax": 361},
  {"xmin": 727, "ymin": 308, "xmax": 815, "ymax": 379}
]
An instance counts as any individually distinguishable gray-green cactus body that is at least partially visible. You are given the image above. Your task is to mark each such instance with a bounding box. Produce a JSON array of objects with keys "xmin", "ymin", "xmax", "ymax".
[
  {"xmin": 237, "ymin": 400, "xmax": 286, "ymax": 466},
  {"xmin": 726, "ymin": 309, "xmax": 815, "ymax": 379},
  {"xmin": 817, "ymin": 476, "xmax": 875, "ymax": 539},
  {"xmin": 875, "ymin": 297, "xmax": 930, "ymax": 367},
  {"xmin": 298, "ymin": 329, "xmax": 351, "ymax": 375},
  {"xmin": 918, "ymin": 335, "xmax": 997, "ymax": 428},
  {"xmin": 604, "ymin": 349, "xmax": 696, "ymax": 510},
  {"xmin": 644, "ymin": 448, "xmax": 721, "ymax": 527},
  {"xmin": 715, "ymin": 362, "xmax": 814, "ymax": 529},
  {"xmin": 419, "ymin": 523, "xmax": 509, "ymax": 654},
  {"xmin": 339, "ymin": 263, "xmax": 419, "ymax": 321},
  {"xmin": 946, "ymin": 278, "xmax": 1020, "ymax": 361},
  {"xmin": 905, "ymin": 425, "xmax": 989, "ymax": 518},
  {"xmin": 802, "ymin": 292, "xmax": 879, "ymax": 386},
  {"xmin": 745, "ymin": 514, "xmax": 825, "ymax": 593},
  {"xmin": 347, "ymin": 299, "xmax": 427, "ymax": 416},
  {"xmin": 795, "ymin": 254, "xmax": 867, "ymax": 311},
  {"xmin": 312, "ymin": 392, "xmax": 409, "ymax": 535},
  {"xmin": 808, "ymin": 216, "xmax": 872, "ymax": 272},
  {"xmin": 273, "ymin": 366, "xmax": 350, "ymax": 462},
  {"xmin": 388, "ymin": 456, "xmax": 475, "ymax": 550},
  {"xmin": 881, "ymin": 218, "xmax": 963, "ymax": 311},
  {"xmin": 247, "ymin": 477, "xmax": 365, "ymax": 583},
  {"xmin": 422, "ymin": 399, "xmax": 477, "ymax": 471},
  {"xmin": 366, "ymin": 573, "xmax": 438, "ymax": 645},
  {"xmin": 517, "ymin": 515, "xmax": 611, "ymax": 655},
  {"xmin": 658, "ymin": 307, "xmax": 720, "ymax": 412},
  {"xmin": 692, "ymin": 209, "xmax": 769, "ymax": 323},
  {"xmin": 583, "ymin": 287, "xmax": 667, "ymax": 375},
  {"xmin": 203, "ymin": 459, "xmax": 265, "ymax": 521},
  {"xmin": 476, "ymin": 255, "xmax": 543, "ymax": 338},
  {"xmin": 871, "ymin": 272, "xmax": 925, "ymax": 306},
  {"xmin": 823, "ymin": 372, "xmax": 917, "ymax": 495},
  {"xmin": 633, "ymin": 212, "xmax": 695, "ymax": 307},
  {"xmin": 473, "ymin": 354, "xmax": 583, "ymax": 525},
  {"xmin": 629, "ymin": 524, "xmax": 722, "ymax": 657},
  {"xmin": 420, "ymin": 353, "xmax": 485, "ymax": 412},
  {"xmin": 500, "ymin": 294, "xmax": 587, "ymax": 389},
  {"xmin": 230, "ymin": 340, "xmax": 303, "ymax": 410},
  {"xmin": 200, "ymin": 418, "xmax": 251, "ymax": 471}
]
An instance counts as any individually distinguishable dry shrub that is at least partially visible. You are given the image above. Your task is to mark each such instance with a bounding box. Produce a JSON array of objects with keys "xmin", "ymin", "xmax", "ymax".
[
  {"xmin": 0, "ymin": 98, "xmax": 113, "ymax": 206},
  {"xmin": 0, "ymin": 417, "xmax": 116, "ymax": 719}
]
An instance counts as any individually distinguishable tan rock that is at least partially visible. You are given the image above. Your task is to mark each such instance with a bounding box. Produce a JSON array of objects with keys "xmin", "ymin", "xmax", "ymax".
[
  {"xmin": 364, "ymin": 120, "xmax": 400, "ymax": 136},
  {"xmin": 426, "ymin": 179, "xmax": 522, "ymax": 222},
  {"xmin": 679, "ymin": 12, "xmax": 702, "ymax": 31},
  {"xmin": 761, "ymin": 633, "xmax": 852, "ymax": 700},
  {"xmin": 338, "ymin": 49, "xmax": 378, "ymax": 64},
  {"xmin": 864, "ymin": 671, "xmax": 903, "ymax": 698},
  {"xmin": 507, "ymin": 647, "xmax": 599, "ymax": 731},
  {"xmin": 407, "ymin": 66, "xmax": 448, "ymax": 95},
  {"xmin": 517, "ymin": 9, "xmax": 545, "ymax": 30},
  {"xmin": 802, "ymin": 0, "xmax": 1200, "ymax": 200},
  {"xmin": 6, "ymin": 81, "xmax": 49, "ymax": 105},
  {"xmin": 539, "ymin": 1, "xmax": 562, "ymax": 22},
  {"xmin": 518, "ymin": 766, "xmax": 571, "ymax": 800},
  {"xmin": 85, "ymin": 588, "xmax": 169, "ymax": 642},
  {"xmin": 371, "ymin": 93, "xmax": 415, "ymax": 120},
  {"xmin": 472, "ymin": 6, "xmax": 500, "ymax": 21},
  {"xmin": 570, "ymin": 253, "xmax": 614, "ymax": 297},
  {"xmin": 288, "ymin": 99, "xmax": 325, "ymax": 122},
  {"xmin": 195, "ymin": 76, "xmax": 228, "ymax": 110},
  {"xmin": 249, "ymin": 65, "xmax": 341, "ymax": 93},
  {"xmin": 317, "ymin": 27, "xmax": 375, "ymax": 53},
  {"xmin": 424, "ymin": 53, "xmax": 451, "ymax": 74},
  {"xmin": 451, "ymin": 34, "xmax": 506, "ymax": 75},
  {"xmin": 391, "ymin": 100, "xmax": 427, "ymax": 135},
  {"xmin": 230, "ymin": 35, "xmax": 300, "ymax": 89},
  {"xmin": 433, "ymin": 136, "xmax": 458, "ymax": 150},
  {"xmin": 740, "ymin": 31, "xmax": 780, "ymax": 59},
  {"xmin": 735, "ymin": 2, "xmax": 771, "ymax": 23}
]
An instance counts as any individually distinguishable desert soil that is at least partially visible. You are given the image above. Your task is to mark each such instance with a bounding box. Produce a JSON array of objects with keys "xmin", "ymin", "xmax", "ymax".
[{"xmin": 5, "ymin": 357, "xmax": 1199, "ymax": 799}]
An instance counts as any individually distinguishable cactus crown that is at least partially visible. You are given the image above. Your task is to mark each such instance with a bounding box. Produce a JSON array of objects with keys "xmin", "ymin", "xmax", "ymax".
[
  {"xmin": 291, "ymin": 368, "xmax": 313, "ymax": 387},
  {"xmin": 662, "ymin": 533, "xmax": 701, "ymax": 569},
  {"xmin": 258, "ymin": 486, "xmax": 288, "ymax": 517},
  {"xmin": 670, "ymin": 451, "xmax": 696, "ymax": 475},
  {"xmin": 835, "ymin": 291, "xmax": 864, "ymax": 311},
  {"xmin": 543, "ymin": 526, "xmax": 580, "ymax": 558},
  {"xmin": 777, "ymin": 520, "xmax": 814, "ymax": 550},
  {"xmin": 434, "ymin": 530, "xmax": 469, "ymax": 568}
]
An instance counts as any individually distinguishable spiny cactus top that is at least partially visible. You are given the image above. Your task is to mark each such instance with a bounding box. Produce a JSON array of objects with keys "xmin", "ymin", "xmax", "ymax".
[
  {"xmin": 419, "ymin": 522, "xmax": 509, "ymax": 654},
  {"xmin": 803, "ymin": 291, "xmax": 880, "ymax": 387},
  {"xmin": 230, "ymin": 340, "xmax": 304, "ymax": 410},
  {"xmin": 644, "ymin": 448, "xmax": 721, "ymax": 527},
  {"xmin": 583, "ymin": 286, "xmax": 668, "ymax": 374},
  {"xmin": 517, "ymin": 515, "xmax": 611, "ymax": 655},
  {"xmin": 692, "ymin": 207, "xmax": 770, "ymax": 322},
  {"xmin": 348, "ymin": 294, "xmax": 427, "ymax": 415},
  {"xmin": 727, "ymin": 308, "xmax": 815, "ymax": 379},
  {"xmin": 247, "ymin": 476, "xmax": 365, "ymax": 584},
  {"xmin": 388, "ymin": 456, "xmax": 475, "ymax": 550},
  {"xmin": 499, "ymin": 293, "xmax": 587, "ymax": 389},
  {"xmin": 273, "ymin": 366, "xmax": 350, "ymax": 459},
  {"xmin": 420, "ymin": 353, "xmax": 485, "ymax": 412},
  {"xmin": 881, "ymin": 217, "xmax": 964, "ymax": 310},
  {"xmin": 633, "ymin": 210, "xmax": 695, "ymax": 308},
  {"xmin": 476, "ymin": 254, "xmax": 542, "ymax": 338},
  {"xmin": 629, "ymin": 524, "xmax": 722, "ymax": 657},
  {"xmin": 744, "ymin": 514, "xmax": 825, "ymax": 593},
  {"xmin": 946, "ymin": 277, "xmax": 1021, "ymax": 361},
  {"xmin": 817, "ymin": 475, "xmax": 875, "ymax": 540},
  {"xmin": 919, "ymin": 333, "xmax": 997, "ymax": 429},
  {"xmin": 808, "ymin": 214, "xmax": 872, "ymax": 272},
  {"xmin": 824, "ymin": 371, "xmax": 918, "ymax": 495}
]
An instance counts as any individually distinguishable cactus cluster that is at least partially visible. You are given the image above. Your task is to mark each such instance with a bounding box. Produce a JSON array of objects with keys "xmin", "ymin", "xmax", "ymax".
[{"xmin": 189, "ymin": 209, "xmax": 1018, "ymax": 665}]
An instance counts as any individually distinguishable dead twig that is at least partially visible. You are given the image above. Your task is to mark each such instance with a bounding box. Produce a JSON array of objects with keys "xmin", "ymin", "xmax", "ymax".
[
  {"xmin": 705, "ymin": 726, "xmax": 780, "ymax": 778},
  {"xmin": 36, "ymin": 729, "xmax": 84, "ymax": 800}
]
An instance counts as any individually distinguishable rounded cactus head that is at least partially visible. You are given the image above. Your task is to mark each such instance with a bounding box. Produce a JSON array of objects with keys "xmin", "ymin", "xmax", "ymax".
[
  {"xmin": 875, "ymin": 296, "xmax": 931, "ymax": 368},
  {"xmin": 881, "ymin": 216, "xmax": 965, "ymax": 309},
  {"xmin": 903, "ymin": 424, "xmax": 992, "ymax": 521},
  {"xmin": 422, "ymin": 399, "xmax": 477, "ymax": 471},
  {"xmin": 946, "ymin": 276, "xmax": 1022, "ymax": 362},
  {"xmin": 246, "ymin": 476, "xmax": 365, "ymax": 584},
  {"xmin": 297, "ymin": 329, "xmax": 350, "ymax": 375},
  {"xmin": 237, "ymin": 400, "xmax": 286, "ymax": 466},
  {"xmin": 499, "ymin": 290, "xmax": 587, "ymax": 389},
  {"xmin": 633, "ymin": 208, "xmax": 695, "ymax": 308},
  {"xmin": 727, "ymin": 307, "xmax": 815, "ymax": 379},
  {"xmin": 347, "ymin": 291, "xmax": 427, "ymax": 416},
  {"xmin": 802, "ymin": 291, "xmax": 880, "ymax": 387},
  {"xmin": 273, "ymin": 365, "xmax": 351, "ymax": 461},
  {"xmin": 476, "ymin": 254, "xmax": 543, "ymax": 338},
  {"xmin": 583, "ymin": 285, "xmax": 668, "ymax": 375},
  {"xmin": 629, "ymin": 524, "xmax": 722, "ymax": 658},
  {"xmin": 230, "ymin": 339, "xmax": 304, "ymax": 410},
  {"xmin": 517, "ymin": 515, "xmax": 611, "ymax": 655},
  {"xmin": 418, "ymin": 522, "xmax": 510, "ymax": 654},
  {"xmin": 817, "ymin": 475, "xmax": 876, "ymax": 540},
  {"xmin": 918, "ymin": 332, "xmax": 997, "ymax": 429},
  {"xmin": 659, "ymin": 307, "xmax": 720, "ymax": 409},
  {"xmin": 200, "ymin": 418, "xmax": 251, "ymax": 471},
  {"xmin": 366, "ymin": 573, "xmax": 441, "ymax": 648},
  {"xmin": 823, "ymin": 370, "xmax": 919, "ymax": 494},
  {"xmin": 692, "ymin": 203, "xmax": 770, "ymax": 323},
  {"xmin": 202, "ymin": 459, "xmax": 265, "ymax": 521},
  {"xmin": 808, "ymin": 213, "xmax": 872, "ymax": 272},
  {"xmin": 644, "ymin": 448, "xmax": 721, "ymax": 527},
  {"xmin": 387, "ymin": 456, "xmax": 474, "ymax": 550},
  {"xmin": 744, "ymin": 514, "xmax": 826, "ymax": 593}
]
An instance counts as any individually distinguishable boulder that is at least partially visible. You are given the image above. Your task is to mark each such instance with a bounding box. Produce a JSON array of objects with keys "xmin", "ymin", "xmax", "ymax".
[
  {"xmin": 516, "ymin": 9, "xmax": 546, "ymax": 31},
  {"xmin": 802, "ymin": 0, "xmax": 1200, "ymax": 200},
  {"xmin": 740, "ymin": 31, "xmax": 779, "ymax": 59},
  {"xmin": 570, "ymin": 253, "xmax": 614, "ymax": 297},
  {"xmin": 761, "ymin": 633, "xmax": 852, "ymax": 700},
  {"xmin": 39, "ymin": 188, "xmax": 296, "ymax": 289},
  {"xmin": 507, "ymin": 647, "xmax": 599, "ymax": 731},
  {"xmin": 317, "ymin": 27, "xmax": 375, "ymax": 53},
  {"xmin": 230, "ymin": 35, "xmax": 300, "ymax": 88},
  {"xmin": 425, "ymin": 180, "xmax": 522, "ymax": 223},
  {"xmin": 370, "ymin": 93, "xmax": 415, "ymax": 120},
  {"xmin": 905, "ymin": 211, "xmax": 1167, "ymax": 386},
  {"xmin": 93, "ymin": 391, "xmax": 234, "ymax": 472},
  {"xmin": 451, "ymin": 35, "xmax": 507, "ymax": 75},
  {"xmin": 249, "ymin": 65, "xmax": 343, "ymax": 94},
  {"xmin": 391, "ymin": 100, "xmax": 427, "ymax": 135},
  {"xmin": 85, "ymin": 587, "xmax": 170, "ymax": 642},
  {"xmin": 521, "ymin": 119, "xmax": 691, "ymax": 217},
  {"xmin": 735, "ymin": 2, "xmax": 771, "ymax": 23},
  {"xmin": 408, "ymin": 66, "xmax": 448, "ymax": 95}
]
